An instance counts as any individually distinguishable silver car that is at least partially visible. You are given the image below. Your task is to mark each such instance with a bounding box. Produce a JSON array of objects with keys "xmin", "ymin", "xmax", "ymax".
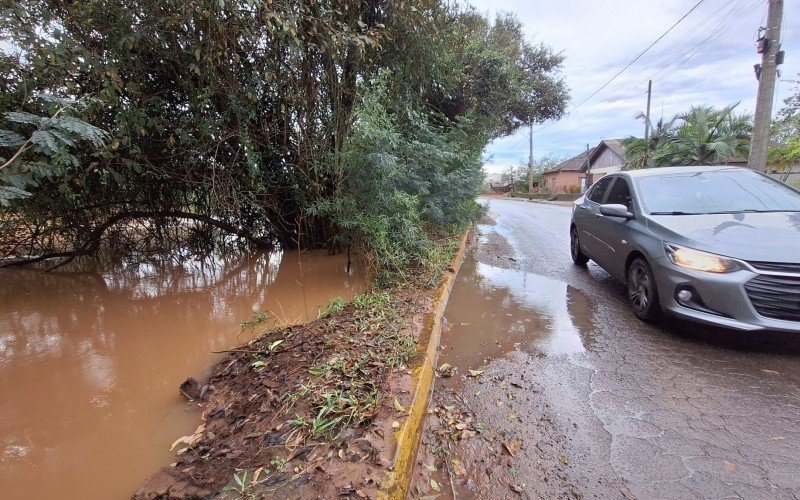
[{"xmin": 570, "ymin": 166, "xmax": 800, "ymax": 332}]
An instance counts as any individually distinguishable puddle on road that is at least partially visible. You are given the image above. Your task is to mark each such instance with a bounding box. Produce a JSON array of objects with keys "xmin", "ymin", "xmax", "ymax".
[
  {"xmin": 0, "ymin": 250, "xmax": 364, "ymax": 500},
  {"xmin": 441, "ymin": 256, "xmax": 596, "ymax": 373}
]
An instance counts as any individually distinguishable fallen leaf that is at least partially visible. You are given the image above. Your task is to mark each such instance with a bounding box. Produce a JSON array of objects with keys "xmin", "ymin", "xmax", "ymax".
[
  {"xmin": 559, "ymin": 455, "xmax": 569, "ymax": 465},
  {"xmin": 424, "ymin": 463, "xmax": 437, "ymax": 472},
  {"xmin": 468, "ymin": 369, "xmax": 484, "ymax": 378},
  {"xmin": 252, "ymin": 467, "xmax": 264, "ymax": 483},
  {"xmin": 452, "ymin": 458, "xmax": 467, "ymax": 477},
  {"xmin": 511, "ymin": 483, "xmax": 525, "ymax": 493},
  {"xmin": 338, "ymin": 449, "xmax": 346, "ymax": 459},
  {"xmin": 430, "ymin": 479, "xmax": 441, "ymax": 492},
  {"xmin": 725, "ymin": 460, "xmax": 735, "ymax": 472},
  {"xmin": 770, "ymin": 435, "xmax": 785, "ymax": 440},
  {"xmin": 394, "ymin": 398, "xmax": 407, "ymax": 413},
  {"xmin": 461, "ymin": 429, "xmax": 477, "ymax": 439},
  {"xmin": 170, "ymin": 423, "xmax": 205, "ymax": 451},
  {"xmin": 503, "ymin": 439, "xmax": 520, "ymax": 457}
]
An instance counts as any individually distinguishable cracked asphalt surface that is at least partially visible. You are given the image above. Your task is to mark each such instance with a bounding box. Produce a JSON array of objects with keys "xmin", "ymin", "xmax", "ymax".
[{"xmin": 412, "ymin": 198, "xmax": 800, "ymax": 499}]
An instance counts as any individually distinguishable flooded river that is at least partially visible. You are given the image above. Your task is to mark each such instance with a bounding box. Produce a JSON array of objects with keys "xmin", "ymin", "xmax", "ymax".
[{"xmin": 0, "ymin": 250, "xmax": 365, "ymax": 499}]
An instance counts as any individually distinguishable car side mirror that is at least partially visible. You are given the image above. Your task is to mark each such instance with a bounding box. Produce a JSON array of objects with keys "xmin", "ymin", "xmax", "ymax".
[{"xmin": 599, "ymin": 204, "xmax": 634, "ymax": 219}]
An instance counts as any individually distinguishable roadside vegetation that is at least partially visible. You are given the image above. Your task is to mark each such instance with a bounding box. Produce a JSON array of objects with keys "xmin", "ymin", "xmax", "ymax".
[
  {"xmin": 623, "ymin": 103, "xmax": 752, "ymax": 169},
  {"xmin": 769, "ymin": 78, "xmax": 800, "ymax": 177},
  {"xmin": 623, "ymin": 79, "xmax": 800, "ymax": 183},
  {"xmin": 0, "ymin": 0, "xmax": 567, "ymax": 280}
]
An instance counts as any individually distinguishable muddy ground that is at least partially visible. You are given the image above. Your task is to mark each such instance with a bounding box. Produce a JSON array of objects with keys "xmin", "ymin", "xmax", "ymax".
[
  {"xmin": 136, "ymin": 287, "xmax": 434, "ymax": 499},
  {"xmin": 411, "ymin": 218, "xmax": 585, "ymax": 499}
]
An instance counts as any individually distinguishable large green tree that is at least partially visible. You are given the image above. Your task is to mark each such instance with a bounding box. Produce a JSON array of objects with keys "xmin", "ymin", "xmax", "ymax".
[{"xmin": 0, "ymin": 0, "xmax": 567, "ymax": 273}]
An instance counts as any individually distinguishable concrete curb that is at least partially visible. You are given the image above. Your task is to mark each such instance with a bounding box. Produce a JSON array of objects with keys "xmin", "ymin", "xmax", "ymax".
[{"xmin": 377, "ymin": 230, "xmax": 471, "ymax": 499}]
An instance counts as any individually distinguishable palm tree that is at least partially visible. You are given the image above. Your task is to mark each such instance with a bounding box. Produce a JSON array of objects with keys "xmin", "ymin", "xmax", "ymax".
[
  {"xmin": 623, "ymin": 103, "xmax": 752, "ymax": 168},
  {"xmin": 667, "ymin": 103, "xmax": 751, "ymax": 165},
  {"xmin": 623, "ymin": 115, "xmax": 676, "ymax": 169}
]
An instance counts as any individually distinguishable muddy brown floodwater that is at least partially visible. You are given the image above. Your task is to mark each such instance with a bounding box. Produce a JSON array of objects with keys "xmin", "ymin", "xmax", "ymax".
[{"xmin": 0, "ymin": 250, "xmax": 365, "ymax": 500}]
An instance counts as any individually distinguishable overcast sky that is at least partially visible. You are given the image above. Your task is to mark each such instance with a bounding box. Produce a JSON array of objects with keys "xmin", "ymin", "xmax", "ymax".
[{"xmin": 470, "ymin": 0, "xmax": 800, "ymax": 175}]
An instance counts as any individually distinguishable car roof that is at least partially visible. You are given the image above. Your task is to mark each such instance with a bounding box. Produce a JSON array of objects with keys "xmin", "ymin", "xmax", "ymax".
[{"xmin": 619, "ymin": 165, "xmax": 748, "ymax": 179}]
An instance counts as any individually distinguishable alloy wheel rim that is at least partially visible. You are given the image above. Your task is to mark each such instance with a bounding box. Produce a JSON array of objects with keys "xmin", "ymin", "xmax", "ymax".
[{"xmin": 629, "ymin": 264, "xmax": 650, "ymax": 311}]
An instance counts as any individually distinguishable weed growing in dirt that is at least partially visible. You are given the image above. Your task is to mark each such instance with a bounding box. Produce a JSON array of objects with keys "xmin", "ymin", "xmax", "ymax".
[
  {"xmin": 422, "ymin": 238, "xmax": 459, "ymax": 288},
  {"xmin": 319, "ymin": 296, "xmax": 345, "ymax": 318},
  {"xmin": 222, "ymin": 470, "xmax": 258, "ymax": 499},
  {"xmin": 240, "ymin": 309, "xmax": 270, "ymax": 329}
]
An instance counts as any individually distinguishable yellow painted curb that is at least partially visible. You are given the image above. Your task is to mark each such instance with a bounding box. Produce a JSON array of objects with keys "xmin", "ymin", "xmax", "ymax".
[{"xmin": 378, "ymin": 229, "xmax": 471, "ymax": 499}]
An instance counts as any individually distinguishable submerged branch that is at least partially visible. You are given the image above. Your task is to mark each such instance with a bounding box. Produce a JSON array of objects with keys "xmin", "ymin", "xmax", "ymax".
[{"xmin": 0, "ymin": 209, "xmax": 275, "ymax": 269}]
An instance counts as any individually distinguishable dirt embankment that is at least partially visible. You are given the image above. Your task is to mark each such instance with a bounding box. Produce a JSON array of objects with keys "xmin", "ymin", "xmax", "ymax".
[{"xmin": 136, "ymin": 289, "xmax": 435, "ymax": 499}]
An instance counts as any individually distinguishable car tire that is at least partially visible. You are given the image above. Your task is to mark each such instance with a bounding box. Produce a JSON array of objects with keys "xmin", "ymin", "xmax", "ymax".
[
  {"xmin": 627, "ymin": 257, "xmax": 662, "ymax": 322},
  {"xmin": 570, "ymin": 226, "xmax": 589, "ymax": 266}
]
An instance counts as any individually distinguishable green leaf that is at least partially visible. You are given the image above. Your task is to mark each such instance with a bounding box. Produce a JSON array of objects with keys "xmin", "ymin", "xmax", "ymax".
[
  {"xmin": 430, "ymin": 479, "xmax": 441, "ymax": 492},
  {"xmin": 0, "ymin": 129, "xmax": 25, "ymax": 147},
  {"xmin": 5, "ymin": 111, "xmax": 43, "ymax": 126}
]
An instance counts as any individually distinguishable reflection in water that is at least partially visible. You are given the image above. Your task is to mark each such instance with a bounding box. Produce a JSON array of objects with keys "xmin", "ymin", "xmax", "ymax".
[
  {"xmin": 441, "ymin": 257, "xmax": 596, "ymax": 372},
  {"xmin": 0, "ymin": 250, "xmax": 364, "ymax": 500}
]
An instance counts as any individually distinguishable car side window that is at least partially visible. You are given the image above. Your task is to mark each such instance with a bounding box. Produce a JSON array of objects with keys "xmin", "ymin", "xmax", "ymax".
[
  {"xmin": 605, "ymin": 177, "xmax": 633, "ymax": 211},
  {"xmin": 587, "ymin": 176, "xmax": 613, "ymax": 204}
]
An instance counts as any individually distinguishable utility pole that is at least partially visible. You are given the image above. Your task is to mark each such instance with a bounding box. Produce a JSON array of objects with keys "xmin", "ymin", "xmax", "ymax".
[
  {"xmin": 527, "ymin": 121, "xmax": 534, "ymax": 193},
  {"xmin": 644, "ymin": 80, "xmax": 652, "ymax": 140},
  {"xmin": 749, "ymin": 0, "xmax": 784, "ymax": 172}
]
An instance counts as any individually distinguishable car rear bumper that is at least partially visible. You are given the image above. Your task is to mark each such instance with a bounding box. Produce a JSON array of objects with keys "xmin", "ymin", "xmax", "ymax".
[{"xmin": 651, "ymin": 256, "xmax": 800, "ymax": 333}]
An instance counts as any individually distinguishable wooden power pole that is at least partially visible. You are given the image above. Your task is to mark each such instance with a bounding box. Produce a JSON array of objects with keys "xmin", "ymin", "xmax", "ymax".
[
  {"xmin": 749, "ymin": 0, "xmax": 783, "ymax": 172},
  {"xmin": 527, "ymin": 121, "xmax": 534, "ymax": 193},
  {"xmin": 644, "ymin": 80, "xmax": 652, "ymax": 140}
]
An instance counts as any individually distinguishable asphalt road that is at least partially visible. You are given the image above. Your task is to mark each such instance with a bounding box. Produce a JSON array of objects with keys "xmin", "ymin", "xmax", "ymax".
[{"xmin": 414, "ymin": 198, "xmax": 800, "ymax": 499}]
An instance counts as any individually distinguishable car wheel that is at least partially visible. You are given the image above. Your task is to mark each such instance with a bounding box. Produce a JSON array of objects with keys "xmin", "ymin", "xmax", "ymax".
[
  {"xmin": 570, "ymin": 226, "xmax": 589, "ymax": 266},
  {"xmin": 627, "ymin": 257, "xmax": 662, "ymax": 322}
]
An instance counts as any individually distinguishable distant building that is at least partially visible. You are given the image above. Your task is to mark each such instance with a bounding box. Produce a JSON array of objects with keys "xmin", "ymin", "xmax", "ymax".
[
  {"xmin": 542, "ymin": 139, "xmax": 627, "ymax": 194},
  {"xmin": 585, "ymin": 139, "xmax": 627, "ymax": 185},
  {"xmin": 542, "ymin": 147, "xmax": 595, "ymax": 194}
]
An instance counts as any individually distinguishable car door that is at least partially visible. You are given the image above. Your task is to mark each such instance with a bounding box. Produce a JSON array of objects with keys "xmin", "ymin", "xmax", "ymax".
[
  {"xmin": 589, "ymin": 176, "xmax": 636, "ymax": 280},
  {"xmin": 574, "ymin": 175, "xmax": 614, "ymax": 260}
]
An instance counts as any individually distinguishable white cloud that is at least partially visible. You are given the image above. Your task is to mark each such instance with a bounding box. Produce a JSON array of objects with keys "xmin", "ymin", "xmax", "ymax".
[{"xmin": 472, "ymin": 0, "xmax": 800, "ymax": 162}]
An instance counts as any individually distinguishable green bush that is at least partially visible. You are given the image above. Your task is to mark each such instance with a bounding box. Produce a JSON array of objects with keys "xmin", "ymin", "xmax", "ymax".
[{"xmin": 309, "ymin": 78, "xmax": 482, "ymax": 281}]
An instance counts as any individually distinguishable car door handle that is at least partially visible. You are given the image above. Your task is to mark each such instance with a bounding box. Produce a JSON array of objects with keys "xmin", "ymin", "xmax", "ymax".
[{"xmin": 579, "ymin": 205, "xmax": 589, "ymax": 210}]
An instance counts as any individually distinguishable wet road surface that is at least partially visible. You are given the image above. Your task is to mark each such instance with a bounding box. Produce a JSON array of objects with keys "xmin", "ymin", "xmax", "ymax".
[{"xmin": 413, "ymin": 198, "xmax": 800, "ymax": 499}]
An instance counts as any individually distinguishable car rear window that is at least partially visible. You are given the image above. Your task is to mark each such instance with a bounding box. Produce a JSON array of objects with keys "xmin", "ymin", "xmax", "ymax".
[{"xmin": 637, "ymin": 169, "xmax": 800, "ymax": 215}]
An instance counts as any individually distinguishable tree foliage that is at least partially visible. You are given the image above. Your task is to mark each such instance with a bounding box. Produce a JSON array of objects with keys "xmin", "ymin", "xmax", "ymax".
[
  {"xmin": 623, "ymin": 104, "xmax": 751, "ymax": 169},
  {"xmin": 769, "ymin": 78, "xmax": 800, "ymax": 173},
  {"xmin": 0, "ymin": 0, "xmax": 567, "ymax": 274}
]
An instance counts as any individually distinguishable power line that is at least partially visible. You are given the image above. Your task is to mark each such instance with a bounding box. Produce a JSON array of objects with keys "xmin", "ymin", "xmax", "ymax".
[
  {"xmin": 572, "ymin": 0, "xmax": 708, "ymax": 110},
  {"xmin": 532, "ymin": 0, "xmax": 761, "ymax": 142}
]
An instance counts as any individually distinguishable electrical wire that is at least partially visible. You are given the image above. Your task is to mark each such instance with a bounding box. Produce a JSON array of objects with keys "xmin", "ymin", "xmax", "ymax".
[
  {"xmin": 532, "ymin": 0, "xmax": 763, "ymax": 142},
  {"xmin": 571, "ymin": 0, "xmax": 708, "ymax": 110}
]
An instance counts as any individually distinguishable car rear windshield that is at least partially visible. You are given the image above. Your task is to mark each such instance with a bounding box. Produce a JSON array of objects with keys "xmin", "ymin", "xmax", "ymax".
[{"xmin": 636, "ymin": 169, "xmax": 800, "ymax": 215}]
